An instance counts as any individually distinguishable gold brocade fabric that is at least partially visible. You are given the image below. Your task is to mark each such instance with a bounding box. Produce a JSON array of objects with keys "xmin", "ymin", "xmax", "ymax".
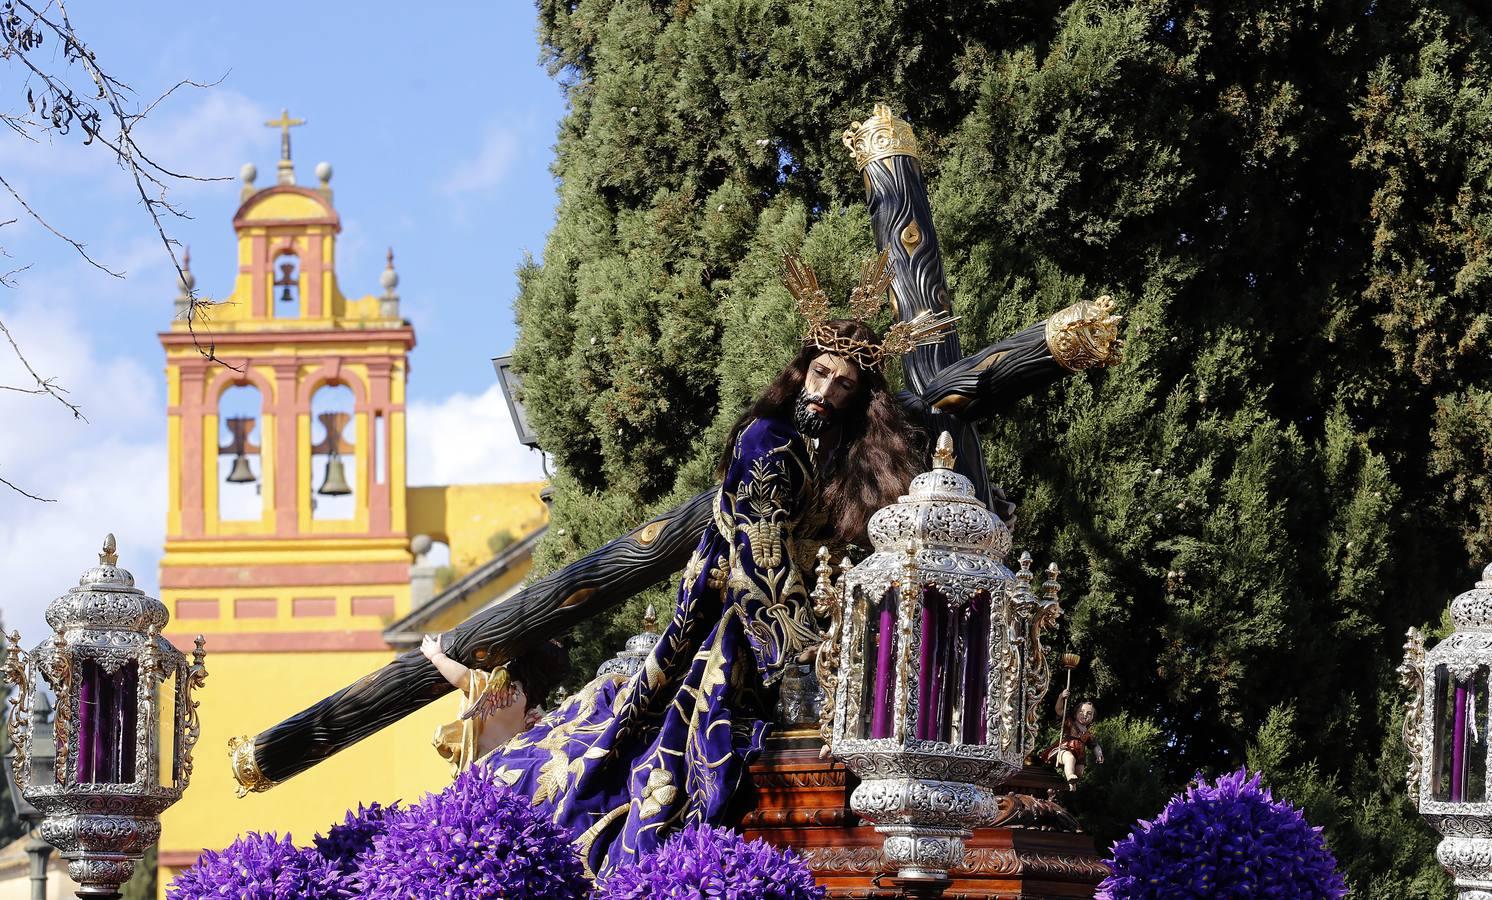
[
  {"xmin": 432, "ymin": 668, "xmax": 497, "ymax": 776},
  {"xmin": 473, "ymin": 416, "xmax": 819, "ymax": 877}
]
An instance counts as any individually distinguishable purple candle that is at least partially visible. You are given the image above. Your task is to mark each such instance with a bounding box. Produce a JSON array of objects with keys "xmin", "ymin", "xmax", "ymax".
[
  {"xmin": 1453, "ymin": 682, "xmax": 1470, "ymax": 802},
  {"xmin": 75, "ymin": 659, "xmax": 139, "ymax": 784},
  {"xmin": 939, "ymin": 599, "xmax": 961, "ymax": 741},
  {"xmin": 115, "ymin": 662, "xmax": 138, "ymax": 783},
  {"xmin": 870, "ymin": 594, "xmax": 895, "ymax": 739},
  {"xmin": 917, "ymin": 592, "xmax": 938, "ymax": 740},
  {"xmin": 961, "ymin": 592, "xmax": 990, "ymax": 744},
  {"xmin": 76, "ymin": 662, "xmax": 96, "ymax": 782}
]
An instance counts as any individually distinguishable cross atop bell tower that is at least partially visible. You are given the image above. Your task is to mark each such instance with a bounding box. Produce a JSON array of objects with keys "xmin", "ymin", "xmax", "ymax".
[{"xmin": 265, "ymin": 108, "xmax": 305, "ymax": 185}]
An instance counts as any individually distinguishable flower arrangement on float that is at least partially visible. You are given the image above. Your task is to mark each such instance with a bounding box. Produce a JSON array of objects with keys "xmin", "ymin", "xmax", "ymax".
[
  {"xmin": 355, "ymin": 765, "xmax": 588, "ymax": 899},
  {"xmin": 167, "ymin": 766, "xmax": 588, "ymax": 900},
  {"xmin": 168, "ymin": 765, "xmax": 826, "ymax": 900},
  {"xmin": 1097, "ymin": 768, "xmax": 1347, "ymax": 900},
  {"xmin": 165, "ymin": 831, "xmax": 345, "ymax": 900},
  {"xmin": 595, "ymin": 823, "xmax": 825, "ymax": 900}
]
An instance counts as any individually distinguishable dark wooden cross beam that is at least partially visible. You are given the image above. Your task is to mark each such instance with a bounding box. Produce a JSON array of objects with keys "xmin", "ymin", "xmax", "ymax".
[{"xmin": 232, "ymin": 106, "xmax": 1121, "ymax": 792}]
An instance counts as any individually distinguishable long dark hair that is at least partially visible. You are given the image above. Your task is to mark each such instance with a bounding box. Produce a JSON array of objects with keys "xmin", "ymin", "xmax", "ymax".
[
  {"xmin": 509, "ymin": 639, "xmax": 570, "ymax": 711},
  {"xmin": 720, "ymin": 320, "xmax": 922, "ymax": 544}
]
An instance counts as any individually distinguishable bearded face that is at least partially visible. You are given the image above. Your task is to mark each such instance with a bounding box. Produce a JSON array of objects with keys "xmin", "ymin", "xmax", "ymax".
[
  {"xmin": 794, "ymin": 389, "xmax": 835, "ymax": 436},
  {"xmin": 796, "ymin": 352, "xmax": 860, "ymax": 437}
]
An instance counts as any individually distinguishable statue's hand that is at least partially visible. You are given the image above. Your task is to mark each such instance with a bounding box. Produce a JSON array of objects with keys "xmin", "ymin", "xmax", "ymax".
[
  {"xmin": 421, "ymin": 633, "xmax": 444, "ymax": 662},
  {"xmin": 1095, "ymin": 747, "xmax": 1105, "ymax": 765}
]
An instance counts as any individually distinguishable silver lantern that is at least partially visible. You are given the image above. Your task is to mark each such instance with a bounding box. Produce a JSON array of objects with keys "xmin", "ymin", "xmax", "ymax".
[
  {"xmin": 1402, "ymin": 563, "xmax": 1492, "ymax": 900},
  {"xmin": 816, "ymin": 433, "xmax": 1062, "ymax": 894},
  {"xmin": 1, "ymin": 535, "xmax": 207, "ymax": 898}
]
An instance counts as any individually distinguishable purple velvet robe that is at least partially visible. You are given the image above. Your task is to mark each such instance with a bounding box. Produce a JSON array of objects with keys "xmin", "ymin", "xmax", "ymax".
[{"xmin": 482, "ymin": 416, "xmax": 819, "ymax": 876}]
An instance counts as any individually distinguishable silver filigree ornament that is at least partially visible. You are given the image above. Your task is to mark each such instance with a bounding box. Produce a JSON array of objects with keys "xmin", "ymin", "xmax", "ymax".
[
  {"xmin": 1406, "ymin": 563, "xmax": 1492, "ymax": 900},
  {"xmin": 594, "ymin": 603, "xmax": 662, "ymax": 679},
  {"xmin": 817, "ymin": 434, "xmax": 1062, "ymax": 889},
  {"xmin": 1, "ymin": 535, "xmax": 207, "ymax": 897}
]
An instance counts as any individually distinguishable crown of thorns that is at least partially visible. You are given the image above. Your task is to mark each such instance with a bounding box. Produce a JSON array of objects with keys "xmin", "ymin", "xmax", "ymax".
[{"xmin": 783, "ymin": 249, "xmax": 957, "ymax": 373}]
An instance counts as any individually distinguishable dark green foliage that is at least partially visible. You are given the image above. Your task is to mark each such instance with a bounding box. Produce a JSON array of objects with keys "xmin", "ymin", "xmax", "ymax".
[
  {"xmin": 514, "ymin": 0, "xmax": 1491, "ymax": 889},
  {"xmin": 120, "ymin": 844, "xmax": 157, "ymax": 900}
]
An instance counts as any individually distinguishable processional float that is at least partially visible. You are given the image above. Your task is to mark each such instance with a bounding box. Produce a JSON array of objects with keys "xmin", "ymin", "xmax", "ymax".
[{"xmin": 228, "ymin": 104, "xmax": 1123, "ymax": 841}]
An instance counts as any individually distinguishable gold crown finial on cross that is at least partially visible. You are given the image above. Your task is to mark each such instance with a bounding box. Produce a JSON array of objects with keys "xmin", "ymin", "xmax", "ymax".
[{"xmin": 265, "ymin": 108, "xmax": 306, "ymax": 184}]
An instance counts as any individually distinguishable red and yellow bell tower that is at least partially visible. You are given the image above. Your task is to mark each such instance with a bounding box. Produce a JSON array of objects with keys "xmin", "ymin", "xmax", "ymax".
[{"xmin": 153, "ymin": 113, "xmax": 484, "ymax": 892}]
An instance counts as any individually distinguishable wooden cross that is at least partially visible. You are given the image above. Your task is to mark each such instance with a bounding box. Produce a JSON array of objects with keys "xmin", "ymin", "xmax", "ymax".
[
  {"xmin": 265, "ymin": 108, "xmax": 305, "ymax": 159},
  {"xmin": 235, "ymin": 105, "xmax": 1121, "ymax": 790}
]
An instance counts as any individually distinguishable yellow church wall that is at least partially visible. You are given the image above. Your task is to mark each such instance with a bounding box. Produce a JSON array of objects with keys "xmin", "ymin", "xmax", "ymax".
[
  {"xmin": 155, "ymin": 648, "xmax": 461, "ymax": 898},
  {"xmin": 162, "ymin": 581, "xmax": 410, "ymax": 634},
  {"xmin": 166, "ymin": 416, "xmax": 181, "ymax": 536},
  {"xmin": 414, "ymin": 560, "xmax": 534, "ymax": 635},
  {"xmin": 407, "ymin": 482, "xmax": 548, "ymax": 573},
  {"xmin": 162, "ymin": 536, "xmax": 411, "ymax": 567}
]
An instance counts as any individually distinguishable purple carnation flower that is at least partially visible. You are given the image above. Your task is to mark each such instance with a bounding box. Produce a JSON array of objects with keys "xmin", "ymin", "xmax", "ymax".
[
  {"xmin": 353, "ymin": 764, "xmax": 587, "ymax": 900},
  {"xmin": 166, "ymin": 831, "xmax": 346, "ymax": 900},
  {"xmin": 313, "ymin": 801, "xmax": 399, "ymax": 873},
  {"xmin": 596, "ymin": 823, "xmax": 825, "ymax": 900},
  {"xmin": 1098, "ymin": 768, "xmax": 1348, "ymax": 900}
]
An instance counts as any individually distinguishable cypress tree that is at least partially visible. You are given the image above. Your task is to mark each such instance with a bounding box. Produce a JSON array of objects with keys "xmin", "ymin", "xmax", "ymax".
[{"xmin": 513, "ymin": 2, "xmax": 1490, "ymax": 892}]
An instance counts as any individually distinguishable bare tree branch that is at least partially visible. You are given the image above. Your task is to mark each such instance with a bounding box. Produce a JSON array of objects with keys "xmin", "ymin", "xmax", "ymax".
[
  {"xmin": 0, "ymin": 471, "xmax": 49, "ymax": 502},
  {"xmin": 0, "ymin": 1, "xmax": 246, "ymax": 497},
  {"xmin": 0, "ymin": 174, "xmax": 122, "ymax": 276},
  {"xmin": 0, "ymin": 314, "xmax": 84, "ymax": 422}
]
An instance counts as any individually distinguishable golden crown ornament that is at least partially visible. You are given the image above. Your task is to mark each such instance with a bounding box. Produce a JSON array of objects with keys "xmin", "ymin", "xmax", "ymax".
[
  {"xmin": 842, "ymin": 103, "xmax": 921, "ymax": 171},
  {"xmin": 784, "ymin": 249, "xmax": 957, "ymax": 373}
]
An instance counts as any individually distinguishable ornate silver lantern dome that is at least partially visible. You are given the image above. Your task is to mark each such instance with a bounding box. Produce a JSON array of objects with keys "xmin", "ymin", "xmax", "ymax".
[
  {"xmin": 2, "ymin": 535, "xmax": 207, "ymax": 898},
  {"xmin": 595, "ymin": 603, "xmax": 661, "ymax": 678},
  {"xmin": 1403, "ymin": 563, "xmax": 1492, "ymax": 899},
  {"xmin": 816, "ymin": 434, "xmax": 1061, "ymax": 893}
]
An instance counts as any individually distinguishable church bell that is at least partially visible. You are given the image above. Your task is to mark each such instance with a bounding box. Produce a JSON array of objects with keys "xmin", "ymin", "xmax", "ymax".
[
  {"xmin": 318, "ymin": 450, "xmax": 352, "ymax": 496},
  {"xmin": 225, "ymin": 454, "xmax": 256, "ymax": 484}
]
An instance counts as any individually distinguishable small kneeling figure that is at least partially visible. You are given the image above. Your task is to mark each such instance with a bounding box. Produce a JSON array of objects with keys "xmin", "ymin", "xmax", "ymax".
[
  {"xmin": 1040, "ymin": 688, "xmax": 1103, "ymax": 791},
  {"xmin": 423, "ymin": 633, "xmax": 571, "ymax": 774}
]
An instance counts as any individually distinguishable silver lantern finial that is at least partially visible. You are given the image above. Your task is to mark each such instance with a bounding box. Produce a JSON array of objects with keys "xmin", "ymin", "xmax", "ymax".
[
  {"xmin": 819, "ymin": 432, "xmax": 1058, "ymax": 895},
  {"xmin": 595, "ymin": 604, "xmax": 663, "ymax": 679},
  {"xmin": 1, "ymin": 536, "xmax": 208, "ymax": 898},
  {"xmin": 1406, "ymin": 563, "xmax": 1492, "ymax": 899}
]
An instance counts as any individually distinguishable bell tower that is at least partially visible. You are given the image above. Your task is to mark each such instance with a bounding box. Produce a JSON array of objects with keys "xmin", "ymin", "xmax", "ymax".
[
  {"xmin": 157, "ymin": 110, "xmax": 414, "ymax": 657},
  {"xmin": 152, "ymin": 112, "xmax": 551, "ymax": 891},
  {"xmin": 155, "ymin": 112, "xmax": 425, "ymax": 880}
]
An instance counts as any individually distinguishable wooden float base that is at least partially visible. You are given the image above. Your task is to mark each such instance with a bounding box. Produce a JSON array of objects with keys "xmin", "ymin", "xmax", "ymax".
[{"xmin": 738, "ymin": 731, "xmax": 1107, "ymax": 899}]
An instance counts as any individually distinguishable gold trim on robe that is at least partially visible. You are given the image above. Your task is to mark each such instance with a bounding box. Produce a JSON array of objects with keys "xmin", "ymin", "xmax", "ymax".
[{"xmin": 432, "ymin": 668, "xmax": 500, "ymax": 776}]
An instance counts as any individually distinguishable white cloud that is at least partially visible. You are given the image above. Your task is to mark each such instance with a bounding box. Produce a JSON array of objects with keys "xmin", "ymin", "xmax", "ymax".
[
  {"xmin": 0, "ymin": 300, "xmax": 166, "ymax": 647},
  {"xmin": 134, "ymin": 89, "xmax": 273, "ymax": 187},
  {"xmin": 0, "ymin": 89, "xmax": 268, "ymax": 189},
  {"xmin": 0, "ymin": 297, "xmax": 160, "ymax": 474},
  {"xmin": 406, "ymin": 383, "xmax": 546, "ymax": 486},
  {"xmin": 441, "ymin": 127, "xmax": 519, "ymax": 195}
]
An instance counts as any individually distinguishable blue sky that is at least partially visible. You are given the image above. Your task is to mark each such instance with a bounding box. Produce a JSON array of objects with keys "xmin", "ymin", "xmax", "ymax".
[{"xmin": 0, "ymin": 2, "xmax": 565, "ymax": 639}]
